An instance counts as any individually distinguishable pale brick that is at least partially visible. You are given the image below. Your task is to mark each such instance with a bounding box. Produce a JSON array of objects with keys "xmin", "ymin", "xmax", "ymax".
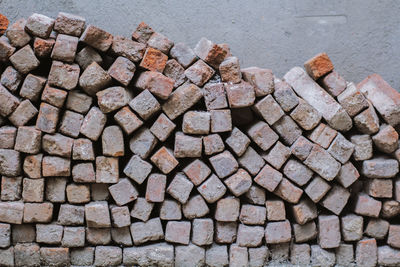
[
  {"xmin": 210, "ymin": 109, "xmax": 232, "ymax": 133},
  {"xmin": 327, "ymin": 133, "xmax": 355, "ymax": 164},
  {"xmin": 241, "ymin": 67, "xmax": 274, "ymax": 97},
  {"xmin": 304, "ymin": 144, "xmax": 341, "ymax": 181},
  {"xmin": 219, "ymin": 56, "xmax": 241, "ymax": 83},
  {"xmin": 291, "ymin": 199, "xmax": 318, "ymax": 225},
  {"xmin": 355, "ymin": 193, "xmax": 382, "ymax": 217},
  {"xmin": 318, "ymin": 215, "xmax": 340, "ymax": 249},
  {"xmin": 9, "ymin": 99, "xmax": 38, "ymax": 127},
  {"xmin": 215, "ymin": 222, "xmax": 237, "ymax": 243},
  {"xmin": 130, "ymin": 217, "xmax": 164, "ymax": 245},
  {"xmin": 14, "ymin": 126, "xmax": 41, "ymax": 154},
  {"xmin": 109, "ymin": 178, "xmax": 138, "ymax": 206},
  {"xmin": 337, "ymin": 82, "xmax": 369, "ymax": 116},
  {"xmin": 80, "ymin": 106, "xmax": 107, "ymax": 141},
  {"xmin": 203, "ymin": 134, "xmax": 225, "ymax": 155},
  {"xmin": 247, "ymin": 121, "xmax": 279, "ymax": 151},
  {"xmin": 94, "ymin": 246, "xmax": 122, "ymax": 266},
  {"xmin": 341, "ymin": 214, "xmax": 363, "ymax": 242},
  {"xmin": 129, "ymin": 127, "xmax": 157, "ymax": 159},
  {"xmin": 66, "ymin": 90, "xmax": 93, "ymax": 114},
  {"xmin": 320, "ymin": 185, "xmax": 350, "ymax": 215},
  {"xmin": 80, "ymin": 24, "xmax": 113, "ymax": 52},
  {"xmin": 308, "ymin": 122, "xmax": 337, "ymax": 149},
  {"xmin": 225, "ymin": 80, "xmax": 255, "ymax": 108},
  {"xmin": 96, "ymin": 156, "xmax": 119, "ymax": 183},
  {"xmin": 335, "ymin": 243, "xmax": 354, "ymax": 267},
  {"xmin": 48, "ymin": 60, "xmax": 80, "ymax": 90},
  {"xmin": 239, "ymin": 204, "xmax": 266, "ymax": 225},
  {"xmin": 378, "ymin": 245, "xmax": 400, "ymax": 267},
  {"xmin": 36, "ymin": 102, "xmax": 59, "ymax": 134},
  {"xmin": 273, "ymin": 80, "xmax": 299, "ymax": 112},
  {"xmin": 111, "ymin": 226, "xmax": 132, "ymax": 246},
  {"xmin": 41, "ymin": 85, "xmax": 68, "ymax": 108},
  {"xmin": 290, "ymin": 98, "xmax": 321, "ymax": 130},
  {"xmin": 160, "ymin": 199, "xmax": 182, "ymax": 220},
  {"xmin": 170, "ymin": 42, "xmax": 197, "ymax": 68},
  {"xmin": 150, "ymin": 113, "xmax": 175, "ymax": 141},
  {"xmin": 66, "ymin": 183, "xmax": 90, "ymax": 204},
  {"xmin": 274, "ymin": 178, "xmax": 303, "ymax": 204},
  {"xmin": 225, "ymin": 127, "xmax": 250, "ymax": 156},
  {"xmin": 310, "ymin": 245, "xmax": 336, "ymax": 267},
  {"xmin": 57, "ymin": 204, "xmax": 85, "ymax": 225},
  {"xmin": 203, "ymin": 82, "xmax": 228, "ymax": 110},
  {"xmin": 238, "ymin": 146, "xmax": 264, "ymax": 176},
  {"xmin": 1, "ymin": 66, "xmax": 22, "ymax": 93},
  {"xmin": 265, "ymin": 220, "xmax": 291, "ymax": 244},
  {"xmin": 198, "ymin": 174, "xmax": 226, "ymax": 203},
  {"xmin": 101, "ymin": 125, "xmax": 124, "ymax": 157},
  {"xmin": 46, "ymin": 177, "xmax": 67, "ymax": 203},
  {"xmin": 362, "ymin": 157, "xmax": 399, "ymax": 178},
  {"xmin": 135, "ymin": 71, "xmax": 174, "ymax": 100},
  {"xmin": 253, "ymin": 94, "xmax": 284, "ymax": 125},
  {"xmin": 356, "ymin": 238, "xmax": 378, "ymax": 267},
  {"xmin": 111, "ymin": 35, "xmax": 146, "ymax": 62},
  {"xmin": 165, "ymin": 221, "xmax": 191, "ymax": 244},
  {"xmin": 62, "ymin": 226, "xmax": 85, "ymax": 247},
  {"xmin": 23, "ymin": 202, "xmax": 53, "ymax": 223},
  {"xmin": 283, "ymin": 159, "xmax": 313, "ymax": 186},
  {"xmin": 367, "ymin": 179, "xmax": 393, "ymax": 198},
  {"xmin": 85, "ymin": 201, "xmax": 111, "ymax": 228},
  {"xmin": 79, "ymin": 62, "xmax": 112, "ymax": 96},
  {"xmin": 1, "ymin": 176, "xmax": 22, "ymax": 201},
  {"xmin": 175, "ymin": 243, "xmax": 205, "ymax": 267},
  {"xmin": 145, "ymin": 173, "xmax": 166, "ymax": 202},
  {"xmin": 36, "ymin": 224, "xmax": 63, "ymax": 245},
  {"xmin": 229, "ymin": 245, "xmax": 248, "ymax": 267},
  {"xmin": 354, "ymin": 101, "xmax": 380, "ymax": 134},
  {"xmin": 245, "ymin": 185, "xmax": 266, "ymax": 205},
  {"xmin": 290, "ymin": 135, "xmax": 313, "ymax": 161},
  {"xmin": 108, "ymin": 56, "xmax": 136, "ymax": 86},
  {"xmin": 293, "ymin": 221, "xmax": 317, "ymax": 243},
  {"xmin": 167, "ymin": 172, "xmax": 194, "ymax": 204},
  {"xmin": 372, "ymin": 124, "xmax": 399, "ymax": 153},
  {"xmin": 194, "ymin": 37, "xmax": 227, "ymax": 68},
  {"xmin": 10, "ymin": 45, "xmax": 40, "ymax": 74},
  {"xmin": 97, "ymin": 86, "xmax": 130, "ymax": 113},
  {"xmin": 272, "ymin": 115, "xmax": 303, "ymax": 146},
  {"xmin": 225, "ymin": 168, "xmax": 252, "ymax": 196},
  {"xmin": 182, "ymin": 111, "xmax": 210, "ymax": 135},
  {"xmin": 114, "ymin": 106, "xmax": 143, "ymax": 135},
  {"xmin": 365, "ymin": 218, "xmax": 389, "ymax": 239},
  {"xmin": 206, "ymin": 244, "xmax": 229, "ymax": 267},
  {"xmin": 86, "ymin": 227, "xmax": 111, "ymax": 245},
  {"xmin": 72, "ymin": 138, "xmax": 95, "ymax": 161},
  {"xmin": 290, "ymin": 243, "xmax": 310, "ymax": 266},
  {"xmin": 266, "ymin": 200, "xmax": 286, "ymax": 221},
  {"xmin": 130, "ymin": 197, "xmax": 154, "ymax": 221},
  {"xmin": 42, "ymin": 133, "xmax": 73, "ymax": 158},
  {"xmin": 237, "ymin": 224, "xmax": 264, "ymax": 247},
  {"xmin": 6, "ymin": 18, "xmax": 31, "ymax": 47},
  {"xmin": 304, "ymin": 176, "xmax": 331, "ymax": 202},
  {"xmin": 321, "ymin": 70, "xmax": 347, "ymax": 96},
  {"xmin": 22, "ymin": 178, "xmax": 44, "ymax": 202},
  {"xmin": 19, "ymin": 74, "xmax": 46, "ymax": 101},
  {"xmin": 54, "ymin": 12, "xmax": 85, "ymax": 36},
  {"xmin": 51, "ymin": 33, "xmax": 78, "ymax": 62},
  {"xmin": 284, "ymin": 67, "xmax": 352, "ymax": 131},
  {"xmin": 388, "ymin": 225, "xmax": 400, "ymax": 249},
  {"xmin": 209, "ymin": 150, "xmax": 238, "ymax": 178},
  {"xmin": 42, "ymin": 156, "xmax": 70, "ymax": 177},
  {"xmin": 14, "ymin": 243, "xmax": 40, "ymax": 267},
  {"xmin": 182, "ymin": 195, "xmax": 209, "ymax": 219}
]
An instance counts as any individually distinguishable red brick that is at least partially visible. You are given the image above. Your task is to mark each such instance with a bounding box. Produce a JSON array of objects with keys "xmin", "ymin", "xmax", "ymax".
[{"xmin": 304, "ymin": 52, "xmax": 334, "ymax": 80}]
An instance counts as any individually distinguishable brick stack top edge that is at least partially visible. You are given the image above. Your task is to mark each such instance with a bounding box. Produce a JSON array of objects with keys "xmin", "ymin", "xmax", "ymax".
[{"xmin": 0, "ymin": 11, "xmax": 399, "ymax": 267}]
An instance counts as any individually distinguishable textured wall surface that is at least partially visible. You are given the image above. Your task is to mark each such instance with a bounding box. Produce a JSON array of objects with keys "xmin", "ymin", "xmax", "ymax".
[{"xmin": 1, "ymin": 0, "xmax": 399, "ymax": 89}]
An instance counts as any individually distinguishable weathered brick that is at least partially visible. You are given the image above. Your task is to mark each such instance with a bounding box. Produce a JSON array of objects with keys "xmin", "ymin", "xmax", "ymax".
[
  {"xmin": 97, "ymin": 86, "xmax": 130, "ymax": 114},
  {"xmin": 0, "ymin": 202, "xmax": 23, "ymax": 224},
  {"xmin": 58, "ymin": 204, "xmax": 84, "ymax": 225},
  {"xmin": 33, "ymin": 37, "xmax": 55, "ymax": 58},
  {"xmin": 130, "ymin": 217, "xmax": 164, "ymax": 245},
  {"xmin": 284, "ymin": 66, "xmax": 352, "ymax": 131},
  {"xmin": 80, "ymin": 24, "xmax": 112, "ymax": 52},
  {"xmin": 135, "ymin": 71, "xmax": 174, "ymax": 100},
  {"xmin": 110, "ymin": 206, "xmax": 130, "ymax": 228},
  {"xmin": 239, "ymin": 204, "xmax": 266, "ymax": 225},
  {"xmin": 163, "ymin": 59, "xmax": 186, "ymax": 87},
  {"xmin": 169, "ymin": 42, "xmax": 197, "ymax": 68},
  {"xmin": 22, "ymin": 177, "xmax": 44, "ymax": 202},
  {"xmin": 266, "ymin": 199, "xmax": 286, "ymax": 221},
  {"xmin": 274, "ymin": 178, "xmax": 303, "ymax": 204},
  {"xmin": 111, "ymin": 226, "xmax": 132, "ymax": 246},
  {"xmin": 273, "ymin": 115, "xmax": 303, "ymax": 146},
  {"xmin": 130, "ymin": 197, "xmax": 154, "ymax": 222},
  {"xmin": 219, "ymin": 56, "xmax": 241, "ymax": 83},
  {"xmin": 372, "ymin": 124, "xmax": 399, "ymax": 153},
  {"xmin": 318, "ymin": 215, "xmax": 340, "ymax": 249},
  {"xmin": 382, "ymin": 200, "xmax": 400, "ymax": 218},
  {"xmin": 101, "ymin": 125, "xmax": 124, "ymax": 157},
  {"xmin": 215, "ymin": 221, "xmax": 237, "ymax": 243},
  {"xmin": 203, "ymin": 133, "xmax": 225, "ymax": 156},
  {"xmin": 25, "ymin": 13, "xmax": 54, "ymax": 38},
  {"xmin": 1, "ymin": 176, "xmax": 22, "ymax": 201},
  {"xmin": 308, "ymin": 123, "xmax": 337, "ymax": 149},
  {"xmin": 151, "ymin": 146, "xmax": 178, "ymax": 174},
  {"xmin": 91, "ymin": 184, "xmax": 110, "ymax": 201},
  {"xmin": 365, "ymin": 218, "xmax": 389, "ymax": 239},
  {"xmin": 86, "ymin": 227, "xmax": 111, "ymax": 245},
  {"xmin": 247, "ymin": 121, "xmax": 279, "ymax": 151},
  {"xmin": 183, "ymin": 159, "xmax": 210, "ymax": 186},
  {"xmin": 378, "ymin": 245, "xmax": 400, "ymax": 267},
  {"xmin": 304, "ymin": 176, "xmax": 331, "ymax": 203},
  {"xmin": 241, "ymin": 67, "xmax": 274, "ymax": 97},
  {"xmin": 283, "ymin": 159, "xmax": 313, "ymax": 186},
  {"xmin": 0, "ymin": 223, "xmax": 10, "ymax": 248},
  {"xmin": 182, "ymin": 111, "xmax": 210, "ymax": 135},
  {"xmin": 203, "ymin": 82, "xmax": 228, "ymax": 110},
  {"xmin": 388, "ymin": 225, "xmax": 400, "ymax": 249},
  {"xmin": 209, "ymin": 150, "xmax": 238, "ymax": 178},
  {"xmin": 113, "ymin": 107, "xmax": 142, "ymax": 135},
  {"xmin": 238, "ymin": 146, "xmax": 264, "ymax": 175},
  {"xmin": 23, "ymin": 202, "xmax": 53, "ymax": 223},
  {"xmin": 8, "ymin": 100, "xmax": 37, "ymax": 127},
  {"xmin": 123, "ymin": 155, "xmax": 151, "ymax": 185},
  {"xmin": 162, "ymin": 82, "xmax": 202, "ymax": 120},
  {"xmin": 129, "ymin": 127, "xmax": 157, "ymax": 159},
  {"xmin": 215, "ymin": 197, "xmax": 240, "ymax": 222},
  {"xmin": 10, "ymin": 45, "xmax": 40, "ymax": 74},
  {"xmin": 145, "ymin": 173, "xmax": 166, "ymax": 202},
  {"xmin": 42, "ymin": 156, "xmax": 70, "ymax": 177},
  {"xmin": 197, "ymin": 174, "xmax": 226, "ymax": 204},
  {"xmin": 94, "ymin": 246, "xmax": 122, "ymax": 266},
  {"xmin": 0, "ymin": 36, "xmax": 15, "ymax": 62},
  {"xmin": 206, "ymin": 244, "xmax": 229, "ymax": 267},
  {"xmin": 19, "ymin": 74, "xmax": 46, "ymax": 102},
  {"xmin": 12, "ymin": 224, "xmax": 36, "ymax": 244},
  {"xmin": 182, "ymin": 194, "xmax": 209, "ymax": 219},
  {"xmin": 225, "ymin": 168, "xmax": 252, "ymax": 196},
  {"xmin": 140, "ymin": 47, "xmax": 167, "ymax": 72},
  {"xmin": 358, "ymin": 73, "xmax": 400, "ymax": 126},
  {"xmin": 96, "ymin": 156, "xmax": 119, "ymax": 183},
  {"xmin": 106, "ymin": 57, "xmax": 135, "ymax": 87},
  {"xmin": 290, "ymin": 98, "xmax": 321, "ymax": 130},
  {"xmin": 310, "ymin": 245, "xmax": 335, "ymax": 267},
  {"xmin": 66, "ymin": 90, "xmax": 93, "ymax": 114},
  {"xmin": 354, "ymin": 193, "xmax": 382, "ymax": 217},
  {"xmin": 36, "ymin": 102, "xmax": 60, "ymax": 134},
  {"xmin": 273, "ymin": 80, "xmax": 299, "ymax": 112},
  {"xmin": 292, "ymin": 199, "xmax": 317, "ymax": 225},
  {"xmin": 0, "ymin": 149, "xmax": 21, "ymax": 177},
  {"xmin": 36, "ymin": 223, "xmax": 63, "ymax": 245},
  {"xmin": 225, "ymin": 127, "xmax": 250, "ymax": 157},
  {"xmin": 367, "ymin": 178, "xmax": 393, "ymax": 198},
  {"xmin": 320, "ymin": 185, "xmax": 350, "ymax": 215},
  {"xmin": 6, "ymin": 18, "xmax": 31, "ymax": 48},
  {"xmin": 290, "ymin": 135, "xmax": 313, "ymax": 161},
  {"xmin": 327, "ymin": 133, "xmax": 355, "ymax": 164},
  {"xmin": 167, "ymin": 172, "xmax": 193, "ymax": 204},
  {"xmin": 111, "ymin": 35, "xmax": 146, "ymax": 62},
  {"xmin": 229, "ymin": 245, "xmax": 248, "ymax": 267},
  {"xmin": 41, "ymin": 85, "xmax": 67, "ymax": 108},
  {"xmin": 356, "ymin": 238, "xmax": 378, "ymax": 267},
  {"xmin": 85, "ymin": 201, "xmax": 111, "ymax": 228},
  {"xmin": 194, "ymin": 37, "xmax": 228, "ymax": 68},
  {"xmin": 160, "ymin": 199, "xmax": 181, "ymax": 220},
  {"xmin": 175, "ymin": 243, "xmax": 205, "ymax": 267},
  {"xmin": 225, "ymin": 81, "xmax": 255, "ymax": 108},
  {"xmin": 72, "ymin": 138, "xmax": 94, "ymax": 161},
  {"xmin": 61, "ymin": 226, "xmax": 85, "ymax": 247},
  {"xmin": 132, "ymin": 21, "xmax": 154, "ymax": 43},
  {"xmin": 147, "ymin": 32, "xmax": 173, "ymax": 54},
  {"xmin": 46, "ymin": 178, "xmax": 67, "ymax": 203},
  {"xmin": 0, "ymin": 85, "xmax": 19, "ymax": 118},
  {"xmin": 237, "ymin": 224, "xmax": 264, "ymax": 247},
  {"xmin": 164, "ymin": 221, "xmax": 191, "ymax": 245},
  {"xmin": 14, "ymin": 126, "xmax": 41, "ymax": 154},
  {"xmin": 293, "ymin": 221, "xmax": 318, "ymax": 243},
  {"xmin": 66, "ymin": 183, "xmax": 90, "ymax": 204},
  {"xmin": 253, "ymin": 95, "xmax": 284, "ymax": 126},
  {"xmin": 129, "ymin": 89, "xmax": 160, "ymax": 120},
  {"xmin": 354, "ymin": 101, "xmax": 380, "ymax": 134},
  {"xmin": 265, "ymin": 220, "xmax": 291, "ymax": 244},
  {"xmin": 48, "ymin": 60, "xmax": 80, "ymax": 90},
  {"xmin": 79, "ymin": 62, "xmax": 112, "ymax": 96},
  {"xmin": 337, "ymin": 82, "xmax": 369, "ymax": 116},
  {"xmin": 51, "ymin": 33, "xmax": 78, "ymax": 63},
  {"xmin": 42, "ymin": 133, "xmax": 73, "ymax": 158},
  {"xmin": 76, "ymin": 47, "xmax": 103, "ymax": 71},
  {"xmin": 209, "ymin": 109, "xmax": 232, "ymax": 133},
  {"xmin": 54, "ymin": 12, "xmax": 85, "ymax": 36},
  {"xmin": 80, "ymin": 106, "xmax": 107, "ymax": 141},
  {"xmin": 362, "ymin": 157, "xmax": 399, "ymax": 178},
  {"xmin": 304, "ymin": 144, "xmax": 341, "ymax": 181},
  {"xmin": 14, "ymin": 243, "xmax": 40, "ymax": 267},
  {"xmin": 340, "ymin": 213, "xmax": 363, "ymax": 242},
  {"xmin": 1, "ymin": 66, "xmax": 22, "ymax": 92},
  {"xmin": 320, "ymin": 70, "xmax": 346, "ymax": 96}
]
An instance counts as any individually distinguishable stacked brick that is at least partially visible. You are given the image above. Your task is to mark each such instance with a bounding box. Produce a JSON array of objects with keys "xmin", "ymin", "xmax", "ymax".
[{"xmin": 0, "ymin": 12, "xmax": 399, "ymax": 267}]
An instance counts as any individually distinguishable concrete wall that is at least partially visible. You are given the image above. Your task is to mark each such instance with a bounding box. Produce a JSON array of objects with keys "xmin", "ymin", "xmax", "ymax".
[{"xmin": 1, "ymin": 0, "xmax": 399, "ymax": 89}]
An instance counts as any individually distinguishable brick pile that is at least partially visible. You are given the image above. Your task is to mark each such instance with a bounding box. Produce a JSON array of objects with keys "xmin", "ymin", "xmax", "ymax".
[{"xmin": 0, "ymin": 12, "xmax": 399, "ymax": 267}]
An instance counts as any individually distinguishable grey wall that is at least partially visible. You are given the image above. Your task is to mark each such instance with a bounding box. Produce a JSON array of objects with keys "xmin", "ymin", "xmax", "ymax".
[{"xmin": 1, "ymin": 0, "xmax": 400, "ymax": 89}]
